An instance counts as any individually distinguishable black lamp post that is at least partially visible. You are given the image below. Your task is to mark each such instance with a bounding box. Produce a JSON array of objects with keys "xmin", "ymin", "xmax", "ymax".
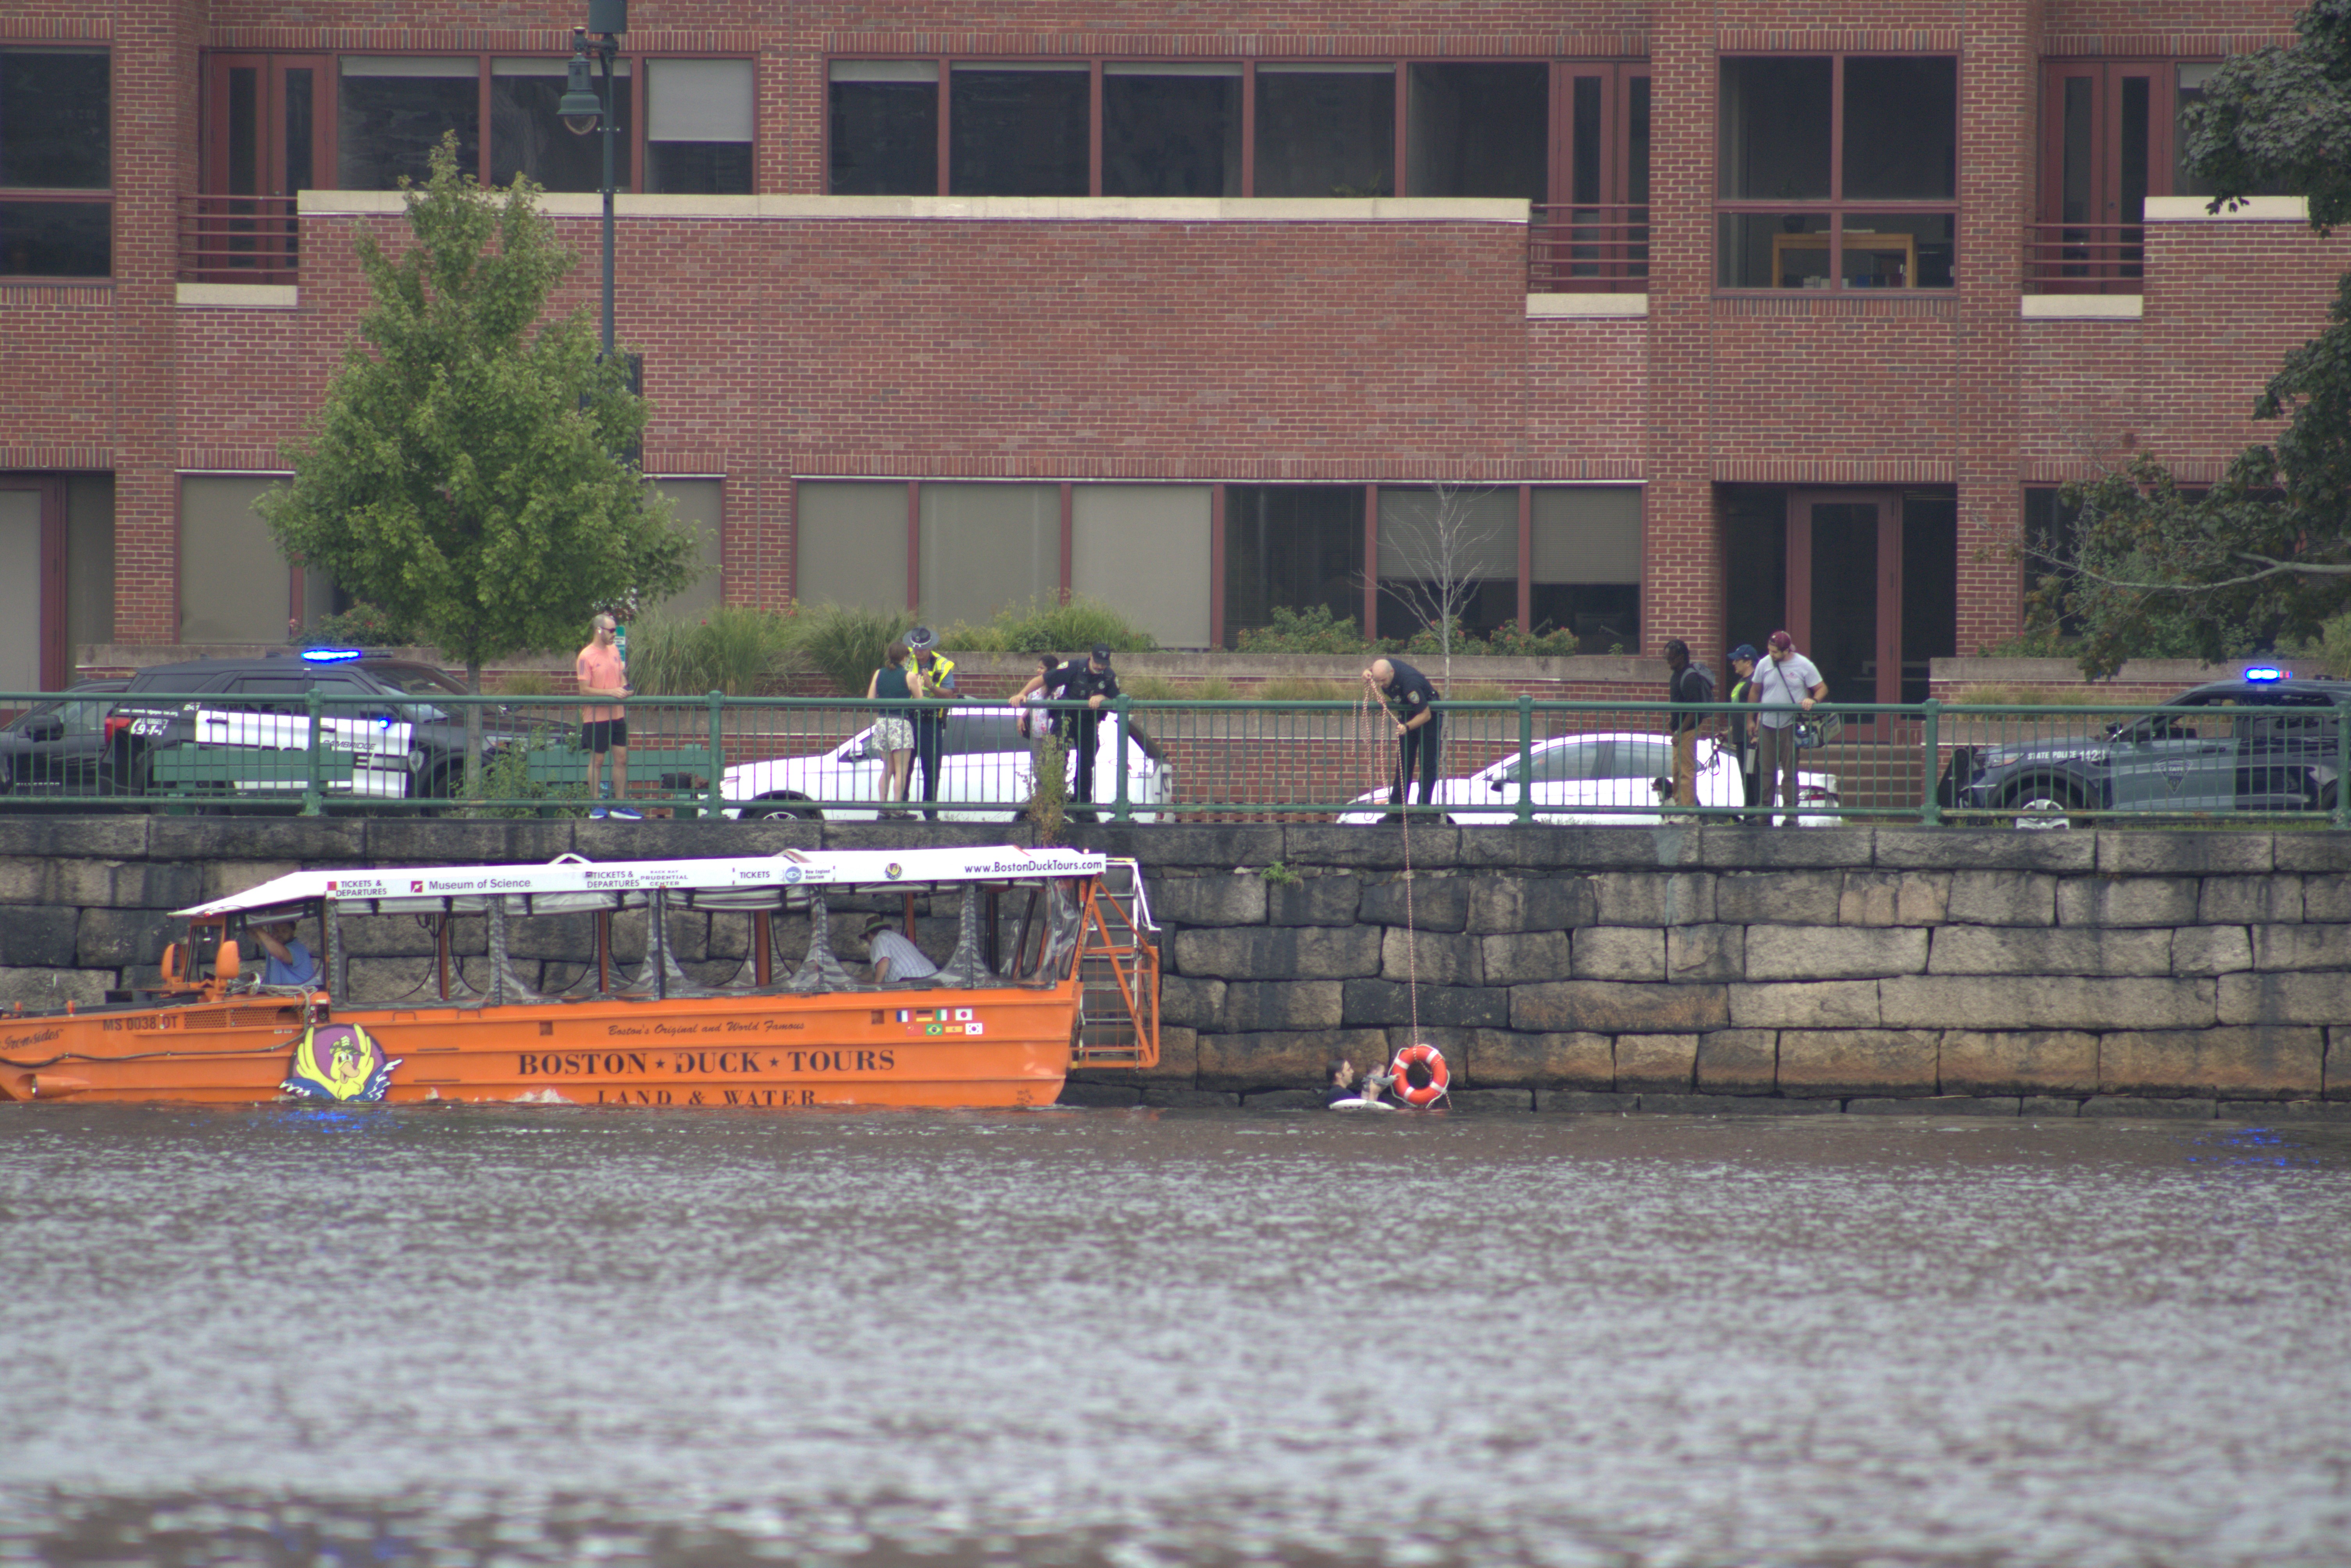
[{"xmin": 557, "ymin": 0, "xmax": 626, "ymax": 362}]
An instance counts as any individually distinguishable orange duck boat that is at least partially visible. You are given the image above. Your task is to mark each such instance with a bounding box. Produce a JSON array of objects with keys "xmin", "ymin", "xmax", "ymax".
[{"xmin": 0, "ymin": 846, "xmax": 1158, "ymax": 1110}]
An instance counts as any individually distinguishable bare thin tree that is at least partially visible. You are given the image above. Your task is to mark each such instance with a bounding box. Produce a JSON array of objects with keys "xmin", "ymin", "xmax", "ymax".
[{"xmin": 1368, "ymin": 482, "xmax": 1509, "ymax": 689}]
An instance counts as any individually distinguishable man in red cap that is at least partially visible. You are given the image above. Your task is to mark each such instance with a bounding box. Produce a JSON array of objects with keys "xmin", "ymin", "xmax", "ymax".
[{"xmin": 1750, "ymin": 631, "xmax": 1825, "ymax": 825}]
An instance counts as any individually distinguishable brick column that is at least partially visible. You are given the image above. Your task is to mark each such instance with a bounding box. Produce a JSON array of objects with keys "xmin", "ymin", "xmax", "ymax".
[
  {"xmin": 1641, "ymin": 2, "xmax": 1721, "ymax": 665},
  {"xmin": 109, "ymin": 0, "xmax": 203, "ymax": 644},
  {"xmin": 1954, "ymin": 0, "xmax": 2042, "ymax": 654}
]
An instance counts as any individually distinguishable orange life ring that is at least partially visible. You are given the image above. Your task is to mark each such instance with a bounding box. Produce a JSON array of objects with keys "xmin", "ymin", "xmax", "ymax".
[{"xmin": 1388, "ymin": 1044, "xmax": 1449, "ymax": 1107}]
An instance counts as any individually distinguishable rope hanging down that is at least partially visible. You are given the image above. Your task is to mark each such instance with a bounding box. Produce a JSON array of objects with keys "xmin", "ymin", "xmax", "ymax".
[{"xmin": 1355, "ymin": 684, "xmax": 1419, "ymax": 1046}]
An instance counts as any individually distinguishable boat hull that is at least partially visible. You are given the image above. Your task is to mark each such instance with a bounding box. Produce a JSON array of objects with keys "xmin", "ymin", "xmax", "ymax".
[{"xmin": 0, "ymin": 985, "xmax": 1079, "ymax": 1110}]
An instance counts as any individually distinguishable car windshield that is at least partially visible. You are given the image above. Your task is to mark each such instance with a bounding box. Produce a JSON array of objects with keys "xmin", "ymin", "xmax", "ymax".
[
  {"xmin": 2113, "ymin": 700, "xmax": 2229, "ymax": 744},
  {"xmin": 11, "ymin": 694, "xmax": 115, "ymax": 735}
]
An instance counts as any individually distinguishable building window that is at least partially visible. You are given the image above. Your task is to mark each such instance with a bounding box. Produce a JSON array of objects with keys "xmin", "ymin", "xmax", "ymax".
[
  {"xmin": 492, "ymin": 58, "xmax": 631, "ymax": 193},
  {"xmin": 828, "ymin": 56, "xmax": 1635, "ymax": 205},
  {"xmin": 1530, "ymin": 487, "xmax": 1641, "ymax": 651},
  {"xmin": 1103, "ymin": 64, "xmax": 1241, "ymax": 197},
  {"xmin": 918, "ymin": 483, "xmax": 1060, "ymax": 626},
  {"xmin": 795, "ymin": 482, "xmax": 907, "ymax": 615},
  {"xmin": 830, "ymin": 61, "xmax": 939, "ymax": 195},
  {"xmin": 646, "ymin": 59, "xmax": 753, "ymax": 194},
  {"xmin": 1255, "ymin": 66, "xmax": 1394, "ymax": 197},
  {"xmin": 1407, "ymin": 64, "xmax": 1546, "ymax": 201},
  {"xmin": 0, "ymin": 48, "xmax": 111, "ymax": 278},
  {"xmin": 338, "ymin": 57, "xmax": 479, "ymax": 191},
  {"xmin": 1717, "ymin": 55, "xmax": 1957, "ymax": 290},
  {"xmin": 180, "ymin": 477, "xmax": 296, "ymax": 644},
  {"xmin": 210, "ymin": 53, "xmax": 748, "ymax": 198},
  {"xmin": 949, "ymin": 66, "xmax": 1089, "ymax": 197},
  {"xmin": 1374, "ymin": 485, "xmax": 1520, "ymax": 644},
  {"xmin": 1223, "ymin": 485, "xmax": 1365, "ymax": 649},
  {"xmin": 1073, "ymin": 485, "xmax": 1212, "ymax": 647}
]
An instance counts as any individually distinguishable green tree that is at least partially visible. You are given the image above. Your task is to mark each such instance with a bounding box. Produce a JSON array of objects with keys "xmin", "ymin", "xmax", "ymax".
[
  {"xmin": 259, "ymin": 135, "xmax": 697, "ymax": 777},
  {"xmin": 2025, "ymin": 2, "xmax": 2351, "ymax": 676}
]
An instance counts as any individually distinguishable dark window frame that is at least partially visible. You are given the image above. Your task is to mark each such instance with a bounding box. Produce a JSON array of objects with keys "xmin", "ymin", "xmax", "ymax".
[
  {"xmin": 824, "ymin": 53, "xmax": 1646, "ymax": 204},
  {"xmin": 198, "ymin": 49, "xmax": 759, "ymax": 198},
  {"xmin": 1714, "ymin": 51, "xmax": 1961, "ymax": 294},
  {"xmin": 0, "ymin": 45, "xmax": 113, "ymax": 280}
]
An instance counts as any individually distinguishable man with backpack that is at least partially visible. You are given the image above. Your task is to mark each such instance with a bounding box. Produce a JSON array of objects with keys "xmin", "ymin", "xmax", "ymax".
[{"xmin": 1664, "ymin": 638, "xmax": 1715, "ymax": 809}]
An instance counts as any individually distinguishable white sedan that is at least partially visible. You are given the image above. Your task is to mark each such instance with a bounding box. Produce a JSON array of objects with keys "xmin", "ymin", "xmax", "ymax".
[
  {"xmin": 1338, "ymin": 731, "xmax": 1840, "ymax": 826},
  {"xmin": 722, "ymin": 705, "xmax": 1173, "ymax": 822}
]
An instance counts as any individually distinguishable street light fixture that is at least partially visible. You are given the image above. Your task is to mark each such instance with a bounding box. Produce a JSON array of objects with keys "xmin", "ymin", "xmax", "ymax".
[{"xmin": 555, "ymin": 0, "xmax": 626, "ymax": 363}]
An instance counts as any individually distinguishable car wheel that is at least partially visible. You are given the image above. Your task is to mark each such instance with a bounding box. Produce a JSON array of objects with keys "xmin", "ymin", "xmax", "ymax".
[
  {"xmin": 746, "ymin": 796, "xmax": 820, "ymax": 821},
  {"xmin": 2007, "ymin": 781, "xmax": 2084, "ymax": 829}
]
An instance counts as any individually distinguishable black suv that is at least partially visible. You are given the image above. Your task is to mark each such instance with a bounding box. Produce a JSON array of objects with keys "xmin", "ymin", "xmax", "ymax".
[
  {"xmin": 0, "ymin": 680, "xmax": 130, "ymax": 804},
  {"xmin": 1941, "ymin": 671, "xmax": 2348, "ymax": 826},
  {"xmin": 107, "ymin": 653, "xmax": 528, "ymax": 807}
]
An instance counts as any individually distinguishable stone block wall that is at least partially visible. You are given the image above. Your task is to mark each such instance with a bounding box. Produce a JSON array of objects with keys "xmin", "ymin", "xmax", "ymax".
[
  {"xmin": 0, "ymin": 816, "xmax": 2342, "ymax": 1120},
  {"xmin": 1108, "ymin": 824, "xmax": 2351, "ymax": 1118}
]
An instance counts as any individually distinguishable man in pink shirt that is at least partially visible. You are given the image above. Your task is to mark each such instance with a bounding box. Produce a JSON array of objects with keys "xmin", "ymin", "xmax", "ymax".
[{"xmin": 575, "ymin": 613, "xmax": 638, "ymax": 820}]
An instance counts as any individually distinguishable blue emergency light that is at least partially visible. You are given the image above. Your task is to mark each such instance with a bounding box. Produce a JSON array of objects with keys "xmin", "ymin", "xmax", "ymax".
[
  {"xmin": 2243, "ymin": 666, "xmax": 2288, "ymax": 682},
  {"xmin": 301, "ymin": 648, "xmax": 365, "ymax": 664}
]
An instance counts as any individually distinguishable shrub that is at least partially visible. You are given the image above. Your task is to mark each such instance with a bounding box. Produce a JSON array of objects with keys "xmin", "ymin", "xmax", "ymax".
[
  {"xmin": 938, "ymin": 596, "xmax": 1157, "ymax": 656},
  {"xmin": 1235, "ymin": 605, "xmax": 1381, "ymax": 655},
  {"xmin": 1484, "ymin": 620, "xmax": 1580, "ymax": 658},
  {"xmin": 1951, "ymin": 683, "xmax": 2127, "ymax": 707},
  {"xmin": 1258, "ymin": 677, "xmax": 1356, "ymax": 701},
  {"xmin": 1450, "ymin": 681, "xmax": 1513, "ymax": 702},
  {"xmin": 1122, "ymin": 674, "xmax": 1183, "ymax": 701},
  {"xmin": 497, "ymin": 670, "xmax": 559, "ymax": 697},
  {"xmin": 460, "ymin": 733, "xmax": 592, "ymax": 819},
  {"xmin": 1192, "ymin": 675, "xmax": 1237, "ymax": 701},
  {"xmin": 1025, "ymin": 732, "xmax": 1068, "ymax": 844},
  {"xmin": 794, "ymin": 602, "xmax": 919, "ymax": 697},
  {"xmin": 624, "ymin": 606, "xmax": 799, "ymax": 696}
]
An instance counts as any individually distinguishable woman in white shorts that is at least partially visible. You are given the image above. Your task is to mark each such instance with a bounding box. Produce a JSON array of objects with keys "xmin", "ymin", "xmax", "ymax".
[{"xmin": 864, "ymin": 640, "xmax": 926, "ymax": 817}]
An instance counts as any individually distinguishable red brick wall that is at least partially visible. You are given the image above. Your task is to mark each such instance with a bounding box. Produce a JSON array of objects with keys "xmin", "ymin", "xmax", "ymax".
[
  {"xmin": 14, "ymin": 0, "xmax": 2351, "ymax": 670},
  {"xmin": 2023, "ymin": 222, "xmax": 2351, "ymax": 483}
]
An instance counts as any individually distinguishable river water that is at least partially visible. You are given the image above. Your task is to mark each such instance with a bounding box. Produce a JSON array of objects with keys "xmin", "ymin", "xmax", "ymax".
[{"xmin": 1, "ymin": 1104, "xmax": 2346, "ymax": 1568}]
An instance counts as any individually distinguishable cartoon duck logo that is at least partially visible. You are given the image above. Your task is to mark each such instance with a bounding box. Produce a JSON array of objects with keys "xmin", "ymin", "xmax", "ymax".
[{"xmin": 282, "ymin": 1022, "xmax": 400, "ymax": 1103}]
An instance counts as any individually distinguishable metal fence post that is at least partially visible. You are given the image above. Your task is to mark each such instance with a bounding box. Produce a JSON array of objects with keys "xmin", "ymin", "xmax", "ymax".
[
  {"xmin": 707, "ymin": 690, "xmax": 726, "ymax": 820},
  {"xmin": 1110, "ymin": 696, "xmax": 1133, "ymax": 825},
  {"xmin": 2337, "ymin": 696, "xmax": 2349, "ymax": 830},
  {"xmin": 301, "ymin": 688, "xmax": 324, "ymax": 816},
  {"xmin": 1516, "ymin": 695, "xmax": 1535, "ymax": 825},
  {"xmin": 1919, "ymin": 699, "xmax": 1941, "ymax": 827}
]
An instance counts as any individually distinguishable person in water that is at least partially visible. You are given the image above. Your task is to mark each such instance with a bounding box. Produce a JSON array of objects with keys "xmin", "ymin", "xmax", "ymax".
[{"xmin": 1326, "ymin": 1058, "xmax": 1397, "ymax": 1108}]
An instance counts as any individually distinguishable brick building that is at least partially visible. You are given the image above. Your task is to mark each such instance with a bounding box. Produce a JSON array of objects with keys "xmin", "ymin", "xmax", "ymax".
[{"xmin": 1, "ymin": 1, "xmax": 2342, "ymax": 704}]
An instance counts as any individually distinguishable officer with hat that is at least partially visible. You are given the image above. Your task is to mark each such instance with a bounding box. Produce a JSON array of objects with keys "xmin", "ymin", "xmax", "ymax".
[{"xmin": 903, "ymin": 626, "xmax": 956, "ymax": 820}]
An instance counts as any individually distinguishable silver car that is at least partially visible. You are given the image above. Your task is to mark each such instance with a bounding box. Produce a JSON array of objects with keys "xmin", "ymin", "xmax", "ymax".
[{"xmin": 1338, "ymin": 731, "xmax": 1840, "ymax": 826}]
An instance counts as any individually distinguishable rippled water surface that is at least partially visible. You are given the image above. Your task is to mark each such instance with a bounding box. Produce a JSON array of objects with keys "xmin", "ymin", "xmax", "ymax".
[{"xmin": 2, "ymin": 1104, "xmax": 2347, "ymax": 1567}]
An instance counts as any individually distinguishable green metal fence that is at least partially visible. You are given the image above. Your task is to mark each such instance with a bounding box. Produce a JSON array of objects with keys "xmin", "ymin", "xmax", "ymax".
[{"xmin": 0, "ymin": 688, "xmax": 2344, "ymax": 829}]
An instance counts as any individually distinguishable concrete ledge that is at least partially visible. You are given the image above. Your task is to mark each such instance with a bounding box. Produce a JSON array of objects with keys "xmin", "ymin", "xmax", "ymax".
[
  {"xmin": 301, "ymin": 191, "xmax": 1531, "ymax": 225},
  {"xmin": 1528, "ymin": 293, "xmax": 1648, "ymax": 318},
  {"xmin": 2022, "ymin": 294, "xmax": 2143, "ymax": 319},
  {"xmin": 175, "ymin": 282, "xmax": 298, "ymax": 309},
  {"xmin": 2144, "ymin": 195, "xmax": 2310, "ymax": 222}
]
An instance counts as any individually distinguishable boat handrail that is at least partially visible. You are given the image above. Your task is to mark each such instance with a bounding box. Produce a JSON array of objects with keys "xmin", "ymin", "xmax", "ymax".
[{"xmin": 174, "ymin": 846, "xmax": 1110, "ymax": 921}]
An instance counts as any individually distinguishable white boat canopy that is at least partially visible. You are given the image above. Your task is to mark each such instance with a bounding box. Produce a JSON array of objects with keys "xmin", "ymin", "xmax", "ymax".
[{"xmin": 175, "ymin": 846, "xmax": 1110, "ymax": 923}]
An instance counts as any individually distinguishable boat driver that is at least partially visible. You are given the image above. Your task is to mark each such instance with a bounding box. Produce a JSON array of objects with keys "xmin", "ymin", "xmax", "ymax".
[
  {"xmin": 861, "ymin": 914, "xmax": 940, "ymax": 984},
  {"xmin": 252, "ymin": 920, "xmax": 320, "ymax": 988}
]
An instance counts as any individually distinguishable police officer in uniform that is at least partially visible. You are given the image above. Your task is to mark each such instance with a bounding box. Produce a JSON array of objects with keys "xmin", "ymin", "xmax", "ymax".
[
  {"xmin": 904, "ymin": 626, "xmax": 956, "ymax": 820},
  {"xmin": 1051, "ymin": 643, "xmax": 1121, "ymax": 822}
]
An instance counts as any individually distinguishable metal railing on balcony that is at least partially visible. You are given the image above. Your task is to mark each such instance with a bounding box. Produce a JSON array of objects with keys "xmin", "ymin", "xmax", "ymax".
[
  {"xmin": 1529, "ymin": 203, "xmax": 1650, "ymax": 293},
  {"xmin": 1, "ymin": 689, "xmax": 2343, "ymax": 829},
  {"xmin": 2023, "ymin": 220, "xmax": 2144, "ymax": 294},
  {"xmin": 178, "ymin": 195, "xmax": 301, "ymax": 285}
]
